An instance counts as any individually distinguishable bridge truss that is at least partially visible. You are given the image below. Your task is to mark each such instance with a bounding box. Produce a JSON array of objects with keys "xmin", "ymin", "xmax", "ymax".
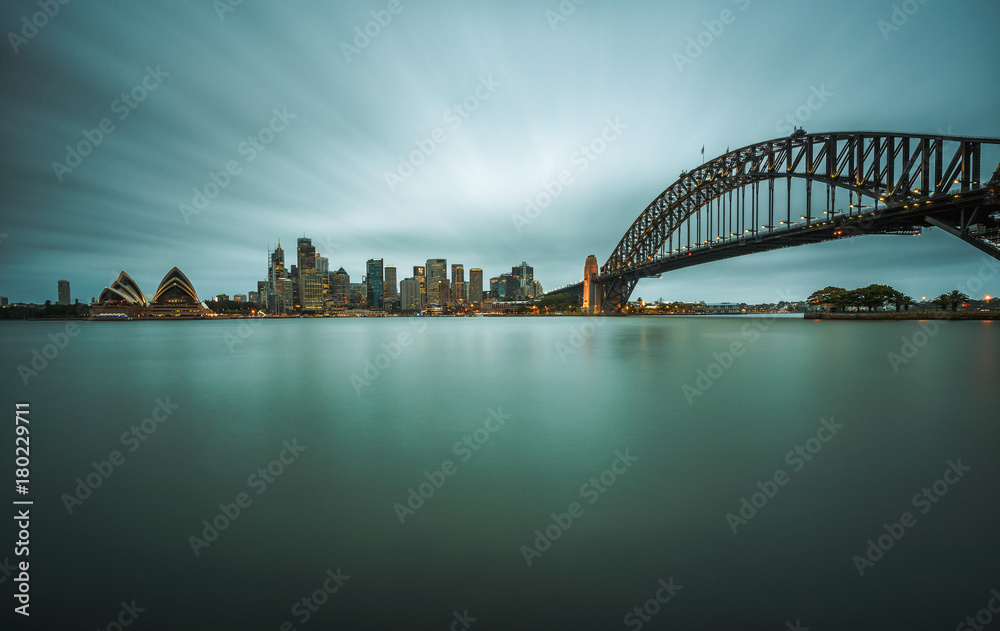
[{"xmin": 596, "ymin": 131, "xmax": 1000, "ymax": 313}]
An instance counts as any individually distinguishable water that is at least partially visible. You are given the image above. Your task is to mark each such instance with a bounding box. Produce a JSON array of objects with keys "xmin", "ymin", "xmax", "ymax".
[{"xmin": 2, "ymin": 316, "xmax": 998, "ymax": 630}]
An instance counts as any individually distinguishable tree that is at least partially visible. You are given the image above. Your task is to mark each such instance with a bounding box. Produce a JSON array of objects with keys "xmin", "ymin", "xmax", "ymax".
[
  {"xmin": 859, "ymin": 284, "xmax": 896, "ymax": 312},
  {"xmin": 889, "ymin": 290, "xmax": 914, "ymax": 312},
  {"xmin": 945, "ymin": 289, "xmax": 970, "ymax": 311},
  {"xmin": 537, "ymin": 292, "xmax": 578, "ymax": 313},
  {"xmin": 807, "ymin": 286, "xmax": 848, "ymax": 311},
  {"xmin": 932, "ymin": 293, "xmax": 951, "ymax": 310}
]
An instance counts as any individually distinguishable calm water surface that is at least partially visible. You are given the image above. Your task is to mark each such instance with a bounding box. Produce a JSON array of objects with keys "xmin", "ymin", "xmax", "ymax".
[{"xmin": 1, "ymin": 316, "xmax": 998, "ymax": 630}]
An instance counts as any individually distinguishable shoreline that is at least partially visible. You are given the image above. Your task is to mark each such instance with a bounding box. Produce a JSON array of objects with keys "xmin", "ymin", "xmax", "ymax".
[{"xmin": 807, "ymin": 311, "xmax": 999, "ymax": 321}]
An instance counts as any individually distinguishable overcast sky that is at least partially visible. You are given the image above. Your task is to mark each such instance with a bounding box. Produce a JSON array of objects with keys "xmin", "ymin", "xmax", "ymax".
[{"xmin": 2, "ymin": 0, "xmax": 999, "ymax": 304}]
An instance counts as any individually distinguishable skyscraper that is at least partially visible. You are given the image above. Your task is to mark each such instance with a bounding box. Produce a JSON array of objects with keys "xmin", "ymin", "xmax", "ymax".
[
  {"xmin": 331, "ymin": 268, "xmax": 350, "ymax": 305},
  {"xmin": 451, "ymin": 264, "xmax": 464, "ymax": 303},
  {"xmin": 400, "ymin": 277, "xmax": 421, "ymax": 311},
  {"xmin": 297, "ymin": 238, "xmax": 323, "ymax": 313},
  {"xmin": 439, "ymin": 278, "xmax": 451, "ymax": 306},
  {"xmin": 316, "ymin": 256, "xmax": 330, "ymax": 302},
  {"xmin": 501, "ymin": 273, "xmax": 519, "ymax": 300},
  {"xmin": 270, "ymin": 243, "xmax": 285, "ymax": 280},
  {"xmin": 57, "ymin": 280, "xmax": 70, "ymax": 305},
  {"xmin": 384, "ymin": 266, "xmax": 397, "ymax": 299},
  {"xmin": 367, "ymin": 258, "xmax": 384, "ymax": 310},
  {"xmin": 413, "ymin": 266, "xmax": 426, "ymax": 307},
  {"xmin": 469, "ymin": 268, "xmax": 483, "ymax": 303},
  {"xmin": 512, "ymin": 262, "xmax": 534, "ymax": 289},
  {"xmin": 426, "ymin": 259, "xmax": 446, "ymax": 304}
]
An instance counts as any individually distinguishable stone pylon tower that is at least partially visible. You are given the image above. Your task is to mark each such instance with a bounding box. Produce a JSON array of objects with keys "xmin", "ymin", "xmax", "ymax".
[{"xmin": 582, "ymin": 255, "xmax": 602, "ymax": 314}]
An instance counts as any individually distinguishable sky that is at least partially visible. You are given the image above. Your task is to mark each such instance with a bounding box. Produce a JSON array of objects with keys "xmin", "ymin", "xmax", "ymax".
[{"xmin": 1, "ymin": 0, "xmax": 999, "ymax": 304}]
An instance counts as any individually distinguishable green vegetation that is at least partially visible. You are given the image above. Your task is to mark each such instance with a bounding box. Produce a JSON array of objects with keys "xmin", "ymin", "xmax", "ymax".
[
  {"xmin": 808, "ymin": 284, "xmax": 973, "ymax": 312},
  {"xmin": 207, "ymin": 300, "xmax": 264, "ymax": 315},
  {"xmin": 537, "ymin": 293, "xmax": 579, "ymax": 313},
  {"xmin": 0, "ymin": 302, "xmax": 89, "ymax": 320},
  {"xmin": 933, "ymin": 290, "xmax": 971, "ymax": 311}
]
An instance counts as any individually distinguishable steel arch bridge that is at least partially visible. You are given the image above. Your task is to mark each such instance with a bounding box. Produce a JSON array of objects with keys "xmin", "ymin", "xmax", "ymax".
[{"xmin": 566, "ymin": 130, "xmax": 1000, "ymax": 313}]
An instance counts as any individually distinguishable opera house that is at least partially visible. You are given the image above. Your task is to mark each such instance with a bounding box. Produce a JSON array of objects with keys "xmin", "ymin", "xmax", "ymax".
[{"xmin": 91, "ymin": 268, "xmax": 211, "ymax": 319}]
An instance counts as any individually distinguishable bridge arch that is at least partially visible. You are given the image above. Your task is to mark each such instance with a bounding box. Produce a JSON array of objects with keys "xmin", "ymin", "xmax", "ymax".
[{"xmin": 593, "ymin": 131, "xmax": 1000, "ymax": 313}]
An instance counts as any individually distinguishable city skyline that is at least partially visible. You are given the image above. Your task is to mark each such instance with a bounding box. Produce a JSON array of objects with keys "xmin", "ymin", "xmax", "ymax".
[{"xmin": 2, "ymin": 2, "xmax": 999, "ymax": 305}]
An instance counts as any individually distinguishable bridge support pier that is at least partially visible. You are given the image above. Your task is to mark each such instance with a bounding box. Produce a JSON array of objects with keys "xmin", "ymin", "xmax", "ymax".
[{"xmin": 599, "ymin": 276, "xmax": 638, "ymax": 314}]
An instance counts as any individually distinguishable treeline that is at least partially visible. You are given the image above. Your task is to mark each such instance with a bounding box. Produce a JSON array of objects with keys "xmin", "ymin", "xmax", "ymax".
[
  {"xmin": 0, "ymin": 302, "xmax": 89, "ymax": 320},
  {"xmin": 808, "ymin": 285, "xmax": 971, "ymax": 312},
  {"xmin": 206, "ymin": 300, "xmax": 263, "ymax": 314}
]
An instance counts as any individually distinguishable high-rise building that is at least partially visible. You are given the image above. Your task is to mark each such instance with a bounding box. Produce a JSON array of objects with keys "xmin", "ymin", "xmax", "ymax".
[
  {"xmin": 384, "ymin": 266, "xmax": 397, "ymax": 299},
  {"xmin": 366, "ymin": 258, "xmax": 384, "ymax": 310},
  {"xmin": 331, "ymin": 268, "xmax": 350, "ymax": 305},
  {"xmin": 296, "ymin": 239, "xmax": 323, "ymax": 313},
  {"xmin": 501, "ymin": 273, "xmax": 519, "ymax": 300},
  {"xmin": 439, "ymin": 278, "xmax": 451, "ymax": 306},
  {"xmin": 413, "ymin": 266, "xmax": 427, "ymax": 308},
  {"xmin": 270, "ymin": 243, "xmax": 286, "ymax": 280},
  {"xmin": 512, "ymin": 262, "xmax": 534, "ymax": 289},
  {"xmin": 400, "ymin": 278, "xmax": 421, "ymax": 311},
  {"xmin": 57, "ymin": 280, "xmax": 70, "ymax": 306},
  {"xmin": 583, "ymin": 254, "xmax": 601, "ymax": 314},
  {"xmin": 264, "ymin": 244, "xmax": 290, "ymax": 313},
  {"xmin": 469, "ymin": 268, "xmax": 483, "ymax": 303},
  {"xmin": 426, "ymin": 259, "xmax": 447, "ymax": 304},
  {"xmin": 451, "ymin": 264, "xmax": 464, "ymax": 302},
  {"xmin": 316, "ymin": 256, "xmax": 330, "ymax": 300}
]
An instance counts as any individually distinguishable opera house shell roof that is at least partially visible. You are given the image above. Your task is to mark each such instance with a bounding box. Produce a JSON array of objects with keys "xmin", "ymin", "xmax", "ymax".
[
  {"xmin": 148, "ymin": 267, "xmax": 210, "ymax": 317},
  {"xmin": 98, "ymin": 272, "xmax": 147, "ymax": 306},
  {"xmin": 93, "ymin": 268, "xmax": 209, "ymax": 318}
]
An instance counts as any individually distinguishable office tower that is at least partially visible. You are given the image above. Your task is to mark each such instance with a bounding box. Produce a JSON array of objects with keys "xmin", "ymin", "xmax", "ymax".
[
  {"xmin": 512, "ymin": 261, "xmax": 533, "ymax": 289},
  {"xmin": 57, "ymin": 280, "xmax": 70, "ymax": 305},
  {"xmin": 331, "ymin": 268, "xmax": 350, "ymax": 305},
  {"xmin": 1, "ymin": 297, "xmax": 8, "ymax": 308},
  {"xmin": 439, "ymin": 279, "xmax": 451, "ymax": 306},
  {"xmin": 367, "ymin": 258, "xmax": 384, "ymax": 310},
  {"xmin": 500, "ymin": 273, "xmax": 519, "ymax": 300},
  {"xmin": 451, "ymin": 264, "xmax": 464, "ymax": 302},
  {"xmin": 400, "ymin": 278, "xmax": 421, "ymax": 311},
  {"xmin": 270, "ymin": 243, "xmax": 286, "ymax": 280},
  {"xmin": 413, "ymin": 266, "xmax": 427, "ymax": 308},
  {"xmin": 583, "ymin": 254, "xmax": 601, "ymax": 313},
  {"xmin": 316, "ymin": 256, "xmax": 330, "ymax": 300},
  {"xmin": 348, "ymin": 282, "xmax": 364, "ymax": 306},
  {"xmin": 384, "ymin": 266, "xmax": 397, "ymax": 299},
  {"xmin": 469, "ymin": 269, "xmax": 483, "ymax": 303},
  {"xmin": 276, "ymin": 278, "xmax": 293, "ymax": 313},
  {"xmin": 426, "ymin": 259, "xmax": 446, "ymax": 304},
  {"xmin": 234, "ymin": 294, "xmax": 246, "ymax": 303},
  {"xmin": 530, "ymin": 280, "xmax": 544, "ymax": 299},
  {"xmin": 296, "ymin": 238, "xmax": 323, "ymax": 313},
  {"xmin": 265, "ymin": 244, "xmax": 287, "ymax": 313},
  {"xmin": 248, "ymin": 291, "xmax": 259, "ymax": 304}
]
